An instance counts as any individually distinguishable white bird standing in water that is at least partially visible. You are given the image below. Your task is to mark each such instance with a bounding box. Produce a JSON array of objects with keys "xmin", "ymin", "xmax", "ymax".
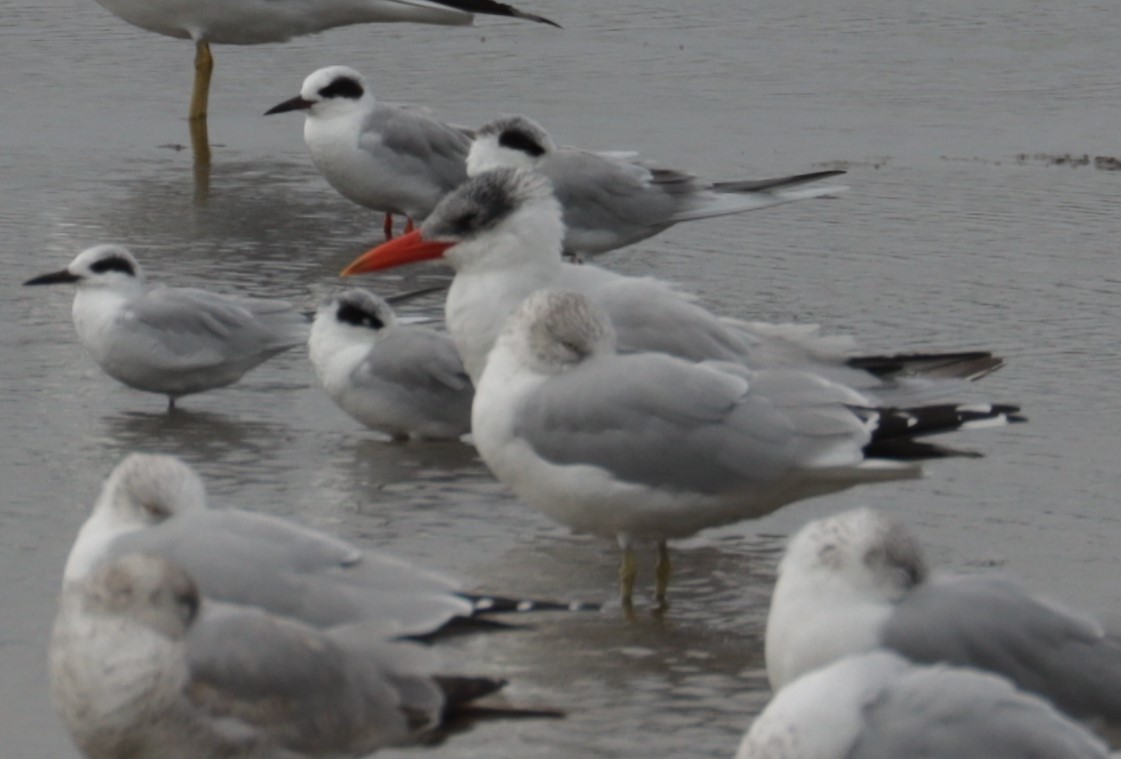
[
  {"xmin": 51, "ymin": 553, "xmax": 558, "ymax": 759},
  {"xmin": 341, "ymin": 168, "xmax": 1003, "ymax": 389},
  {"xmin": 466, "ymin": 114, "xmax": 849, "ymax": 257},
  {"xmin": 308, "ymin": 287, "xmax": 473, "ymax": 441},
  {"xmin": 88, "ymin": 0, "xmax": 557, "ymax": 125},
  {"xmin": 468, "ymin": 289, "xmax": 1022, "ymax": 606},
  {"xmin": 266, "ymin": 66, "xmax": 475, "ymax": 239},
  {"xmin": 24, "ymin": 245, "xmax": 308, "ymax": 411}
]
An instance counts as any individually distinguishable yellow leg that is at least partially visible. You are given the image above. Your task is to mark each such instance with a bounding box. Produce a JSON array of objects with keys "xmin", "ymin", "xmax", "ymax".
[
  {"xmin": 654, "ymin": 540, "xmax": 672, "ymax": 608},
  {"xmin": 190, "ymin": 40, "xmax": 213, "ymax": 122},
  {"xmin": 619, "ymin": 545, "xmax": 637, "ymax": 611}
]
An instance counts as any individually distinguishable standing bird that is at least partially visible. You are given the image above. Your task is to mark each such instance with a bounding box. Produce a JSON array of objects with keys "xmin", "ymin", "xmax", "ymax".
[
  {"xmin": 51, "ymin": 554, "xmax": 559, "ymax": 759},
  {"xmin": 308, "ymin": 287, "xmax": 473, "ymax": 441},
  {"xmin": 466, "ymin": 114, "xmax": 848, "ymax": 257},
  {"xmin": 736, "ymin": 651, "xmax": 1109, "ymax": 759},
  {"xmin": 469, "ymin": 289, "xmax": 1022, "ymax": 606},
  {"xmin": 340, "ymin": 168, "xmax": 1003, "ymax": 389},
  {"xmin": 89, "ymin": 0, "xmax": 558, "ymax": 126},
  {"xmin": 24, "ymin": 245, "xmax": 308, "ymax": 411},
  {"xmin": 266, "ymin": 66, "xmax": 474, "ymax": 239},
  {"xmin": 765, "ymin": 508, "xmax": 1121, "ymax": 730}
]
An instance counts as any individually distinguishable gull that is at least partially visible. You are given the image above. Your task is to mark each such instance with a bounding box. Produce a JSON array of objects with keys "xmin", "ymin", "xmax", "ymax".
[
  {"xmin": 51, "ymin": 553, "xmax": 559, "ymax": 759},
  {"xmin": 736, "ymin": 651, "xmax": 1109, "ymax": 759},
  {"xmin": 266, "ymin": 66, "xmax": 475, "ymax": 239},
  {"xmin": 89, "ymin": 0, "xmax": 558, "ymax": 125},
  {"xmin": 340, "ymin": 168, "xmax": 1004, "ymax": 389},
  {"xmin": 466, "ymin": 114, "xmax": 849, "ymax": 257},
  {"xmin": 24, "ymin": 244, "xmax": 308, "ymax": 411},
  {"xmin": 468, "ymin": 289, "xmax": 1022, "ymax": 606},
  {"xmin": 765, "ymin": 507, "xmax": 1121, "ymax": 729},
  {"xmin": 66, "ymin": 453, "xmax": 596, "ymax": 637},
  {"xmin": 308, "ymin": 287, "xmax": 472, "ymax": 441}
]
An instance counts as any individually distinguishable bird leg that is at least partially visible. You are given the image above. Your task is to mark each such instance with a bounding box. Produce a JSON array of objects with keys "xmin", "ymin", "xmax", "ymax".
[
  {"xmin": 167, "ymin": 396, "xmax": 177, "ymax": 413},
  {"xmin": 189, "ymin": 41, "xmax": 213, "ymax": 123},
  {"xmin": 383, "ymin": 213, "xmax": 394, "ymax": 240},
  {"xmin": 618, "ymin": 538, "xmax": 637, "ymax": 611},
  {"xmin": 654, "ymin": 540, "xmax": 672, "ymax": 608},
  {"xmin": 404, "ymin": 217, "xmax": 415, "ymax": 233}
]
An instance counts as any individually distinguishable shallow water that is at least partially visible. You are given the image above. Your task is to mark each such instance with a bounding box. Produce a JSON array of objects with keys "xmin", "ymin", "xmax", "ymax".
[{"xmin": 3, "ymin": 0, "xmax": 1121, "ymax": 756}]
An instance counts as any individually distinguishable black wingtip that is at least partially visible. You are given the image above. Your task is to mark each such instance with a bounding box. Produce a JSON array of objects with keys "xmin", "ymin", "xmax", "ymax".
[
  {"xmin": 459, "ymin": 592, "xmax": 602, "ymax": 615},
  {"xmin": 442, "ymin": 0, "xmax": 561, "ymax": 27}
]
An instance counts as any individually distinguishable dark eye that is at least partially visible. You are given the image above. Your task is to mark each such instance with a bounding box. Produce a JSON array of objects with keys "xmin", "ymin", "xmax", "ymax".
[
  {"xmin": 318, "ymin": 77, "xmax": 364, "ymax": 100},
  {"xmin": 142, "ymin": 500, "xmax": 171, "ymax": 520},
  {"xmin": 451, "ymin": 211, "xmax": 478, "ymax": 234},
  {"xmin": 90, "ymin": 256, "xmax": 136, "ymax": 277}
]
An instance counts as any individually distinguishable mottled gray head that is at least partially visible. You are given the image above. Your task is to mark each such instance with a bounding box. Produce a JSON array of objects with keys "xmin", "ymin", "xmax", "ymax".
[
  {"xmin": 79, "ymin": 554, "xmax": 199, "ymax": 639},
  {"xmin": 265, "ymin": 65, "xmax": 371, "ymax": 118},
  {"xmin": 503, "ymin": 290, "xmax": 616, "ymax": 373},
  {"xmin": 94, "ymin": 453, "xmax": 209, "ymax": 529},
  {"xmin": 322, "ymin": 288, "xmax": 397, "ymax": 333},
  {"xmin": 24, "ymin": 244, "xmax": 144, "ymax": 289},
  {"xmin": 782, "ymin": 508, "xmax": 928, "ymax": 602}
]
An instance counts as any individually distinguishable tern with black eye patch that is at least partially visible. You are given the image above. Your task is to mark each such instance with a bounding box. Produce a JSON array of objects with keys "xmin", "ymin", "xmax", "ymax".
[
  {"xmin": 24, "ymin": 244, "xmax": 308, "ymax": 411},
  {"xmin": 308, "ymin": 287, "xmax": 473, "ymax": 441}
]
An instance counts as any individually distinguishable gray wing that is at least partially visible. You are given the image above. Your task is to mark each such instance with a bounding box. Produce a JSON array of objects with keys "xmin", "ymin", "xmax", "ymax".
[
  {"xmin": 186, "ymin": 604, "xmax": 442, "ymax": 755},
  {"xmin": 541, "ymin": 149, "xmax": 695, "ymax": 249},
  {"xmin": 362, "ymin": 105, "xmax": 471, "ymax": 198},
  {"xmin": 357, "ymin": 326, "xmax": 472, "ymax": 397},
  {"xmin": 850, "ymin": 665, "xmax": 1109, "ymax": 759},
  {"xmin": 514, "ymin": 355, "xmax": 874, "ymax": 495},
  {"xmin": 109, "ymin": 509, "xmax": 471, "ymax": 634},
  {"xmin": 883, "ymin": 575, "xmax": 1121, "ymax": 723},
  {"xmin": 119, "ymin": 286, "xmax": 307, "ymax": 370}
]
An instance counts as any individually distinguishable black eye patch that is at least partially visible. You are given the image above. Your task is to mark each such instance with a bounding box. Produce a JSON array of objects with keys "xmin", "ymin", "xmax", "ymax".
[
  {"xmin": 90, "ymin": 256, "xmax": 136, "ymax": 277},
  {"xmin": 318, "ymin": 77, "xmax": 364, "ymax": 100},
  {"xmin": 498, "ymin": 127, "xmax": 546, "ymax": 157},
  {"xmin": 337, "ymin": 301, "xmax": 384, "ymax": 330}
]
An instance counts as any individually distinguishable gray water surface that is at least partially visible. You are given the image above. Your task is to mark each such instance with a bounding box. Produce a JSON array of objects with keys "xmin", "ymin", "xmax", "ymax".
[{"xmin": 3, "ymin": 0, "xmax": 1121, "ymax": 756}]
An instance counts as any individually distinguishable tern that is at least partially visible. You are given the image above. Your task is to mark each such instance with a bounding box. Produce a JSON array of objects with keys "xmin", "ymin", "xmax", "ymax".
[
  {"xmin": 765, "ymin": 507, "xmax": 1121, "ymax": 729},
  {"xmin": 340, "ymin": 168, "xmax": 1004, "ymax": 390},
  {"xmin": 467, "ymin": 114, "xmax": 849, "ymax": 257},
  {"xmin": 89, "ymin": 0, "xmax": 558, "ymax": 125},
  {"xmin": 308, "ymin": 287, "xmax": 472, "ymax": 441},
  {"xmin": 266, "ymin": 66, "xmax": 475, "ymax": 239},
  {"xmin": 51, "ymin": 554, "xmax": 560, "ymax": 759},
  {"xmin": 65, "ymin": 453, "xmax": 597, "ymax": 636},
  {"xmin": 469, "ymin": 289, "xmax": 1022, "ymax": 606},
  {"xmin": 24, "ymin": 245, "xmax": 308, "ymax": 411}
]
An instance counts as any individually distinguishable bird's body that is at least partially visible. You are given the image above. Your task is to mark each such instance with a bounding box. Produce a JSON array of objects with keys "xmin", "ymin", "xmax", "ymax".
[
  {"xmin": 66, "ymin": 454, "xmax": 594, "ymax": 637},
  {"xmin": 737, "ymin": 651, "xmax": 1109, "ymax": 759},
  {"xmin": 308, "ymin": 288, "xmax": 472, "ymax": 441},
  {"xmin": 51, "ymin": 554, "xmax": 534, "ymax": 759},
  {"xmin": 268, "ymin": 67, "xmax": 472, "ymax": 224},
  {"xmin": 24, "ymin": 245, "xmax": 307, "ymax": 409},
  {"xmin": 466, "ymin": 115, "xmax": 848, "ymax": 256},
  {"xmin": 342, "ymin": 168, "xmax": 1003, "ymax": 392},
  {"xmin": 470, "ymin": 290, "xmax": 1020, "ymax": 605},
  {"xmin": 765, "ymin": 508, "xmax": 1121, "ymax": 729}
]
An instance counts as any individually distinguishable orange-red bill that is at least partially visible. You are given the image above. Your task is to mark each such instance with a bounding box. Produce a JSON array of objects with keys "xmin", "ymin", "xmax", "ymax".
[{"xmin": 340, "ymin": 230, "xmax": 454, "ymax": 276}]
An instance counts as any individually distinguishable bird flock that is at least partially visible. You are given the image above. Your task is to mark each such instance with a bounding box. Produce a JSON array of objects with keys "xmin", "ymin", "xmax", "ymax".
[{"xmin": 27, "ymin": 1, "xmax": 1117, "ymax": 758}]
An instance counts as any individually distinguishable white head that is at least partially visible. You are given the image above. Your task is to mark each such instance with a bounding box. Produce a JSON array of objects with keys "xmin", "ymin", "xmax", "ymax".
[
  {"xmin": 64, "ymin": 454, "xmax": 208, "ymax": 580},
  {"xmin": 765, "ymin": 508, "xmax": 927, "ymax": 689},
  {"xmin": 73, "ymin": 553, "xmax": 199, "ymax": 639},
  {"xmin": 265, "ymin": 65, "xmax": 373, "ymax": 121},
  {"xmin": 340, "ymin": 168, "xmax": 566, "ymax": 278},
  {"xmin": 466, "ymin": 115, "xmax": 556, "ymax": 176},
  {"xmin": 24, "ymin": 244, "xmax": 146, "ymax": 292},
  {"xmin": 497, "ymin": 290, "xmax": 616, "ymax": 375}
]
